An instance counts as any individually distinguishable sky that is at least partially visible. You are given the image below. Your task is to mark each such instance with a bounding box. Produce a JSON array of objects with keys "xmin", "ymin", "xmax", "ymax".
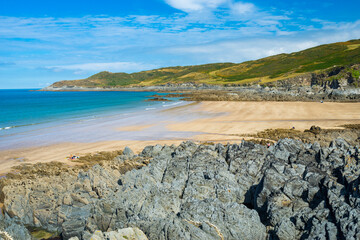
[{"xmin": 0, "ymin": 0, "xmax": 360, "ymax": 88}]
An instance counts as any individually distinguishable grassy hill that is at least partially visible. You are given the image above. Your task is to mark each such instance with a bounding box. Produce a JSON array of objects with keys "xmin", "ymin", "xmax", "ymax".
[{"xmin": 50, "ymin": 39, "xmax": 360, "ymax": 88}]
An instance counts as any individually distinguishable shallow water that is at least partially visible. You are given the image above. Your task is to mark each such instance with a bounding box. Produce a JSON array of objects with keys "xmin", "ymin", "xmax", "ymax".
[
  {"xmin": 0, "ymin": 89, "xmax": 198, "ymax": 150},
  {"xmin": 0, "ymin": 89, "xmax": 168, "ymax": 133}
]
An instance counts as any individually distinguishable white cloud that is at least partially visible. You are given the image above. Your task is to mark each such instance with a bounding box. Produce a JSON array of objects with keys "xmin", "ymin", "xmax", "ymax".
[
  {"xmin": 164, "ymin": 0, "xmax": 258, "ymax": 17},
  {"xmin": 165, "ymin": 38, "xmax": 319, "ymax": 62},
  {"xmin": 163, "ymin": 21, "xmax": 360, "ymax": 63},
  {"xmin": 231, "ymin": 2, "xmax": 256, "ymax": 14},
  {"xmin": 164, "ymin": 0, "xmax": 228, "ymax": 12},
  {"xmin": 46, "ymin": 62, "xmax": 158, "ymax": 74},
  {"xmin": 0, "ymin": 12, "xmax": 290, "ymax": 64},
  {"xmin": 1, "ymin": 7, "xmax": 359, "ymax": 81}
]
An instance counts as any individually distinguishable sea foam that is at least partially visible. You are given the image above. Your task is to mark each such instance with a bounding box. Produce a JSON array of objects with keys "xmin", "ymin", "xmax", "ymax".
[
  {"xmin": 162, "ymin": 101, "xmax": 184, "ymax": 107},
  {"xmin": 0, "ymin": 126, "xmax": 13, "ymax": 131}
]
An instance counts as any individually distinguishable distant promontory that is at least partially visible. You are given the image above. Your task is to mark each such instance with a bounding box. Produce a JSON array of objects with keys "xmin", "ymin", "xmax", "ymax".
[{"xmin": 44, "ymin": 39, "xmax": 360, "ymax": 90}]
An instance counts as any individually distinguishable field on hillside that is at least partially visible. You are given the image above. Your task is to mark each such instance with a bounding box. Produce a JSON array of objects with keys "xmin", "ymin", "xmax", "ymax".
[{"xmin": 50, "ymin": 39, "xmax": 360, "ymax": 88}]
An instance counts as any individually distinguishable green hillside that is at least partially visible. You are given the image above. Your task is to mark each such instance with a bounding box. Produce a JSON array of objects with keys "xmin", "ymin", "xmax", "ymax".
[{"xmin": 50, "ymin": 39, "xmax": 360, "ymax": 88}]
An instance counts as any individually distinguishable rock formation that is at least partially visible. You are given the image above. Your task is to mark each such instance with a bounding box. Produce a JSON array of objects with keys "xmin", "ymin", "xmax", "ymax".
[
  {"xmin": 1, "ymin": 138, "xmax": 360, "ymax": 239},
  {"xmin": 0, "ymin": 211, "xmax": 30, "ymax": 239},
  {"xmin": 69, "ymin": 227, "xmax": 148, "ymax": 240}
]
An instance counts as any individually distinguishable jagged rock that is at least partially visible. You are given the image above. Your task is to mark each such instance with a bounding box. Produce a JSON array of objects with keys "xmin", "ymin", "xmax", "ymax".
[
  {"xmin": 123, "ymin": 146, "xmax": 134, "ymax": 157},
  {"xmin": 274, "ymin": 218, "xmax": 297, "ymax": 240},
  {"xmin": 81, "ymin": 227, "xmax": 148, "ymax": 240},
  {"xmin": 1, "ymin": 138, "xmax": 360, "ymax": 239},
  {"xmin": 0, "ymin": 212, "xmax": 31, "ymax": 240},
  {"xmin": 309, "ymin": 125, "xmax": 322, "ymax": 134}
]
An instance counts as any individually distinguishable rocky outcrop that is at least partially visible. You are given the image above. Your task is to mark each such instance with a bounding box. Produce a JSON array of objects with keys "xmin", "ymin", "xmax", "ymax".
[
  {"xmin": 145, "ymin": 97, "xmax": 171, "ymax": 102},
  {"xmin": 69, "ymin": 227, "xmax": 148, "ymax": 240},
  {"xmin": 1, "ymin": 138, "xmax": 360, "ymax": 239},
  {"xmin": 42, "ymin": 64, "xmax": 360, "ymax": 102},
  {"xmin": 0, "ymin": 211, "xmax": 31, "ymax": 240},
  {"xmin": 180, "ymin": 87, "xmax": 360, "ymax": 102},
  {"xmin": 42, "ymin": 82, "xmax": 360, "ymax": 102}
]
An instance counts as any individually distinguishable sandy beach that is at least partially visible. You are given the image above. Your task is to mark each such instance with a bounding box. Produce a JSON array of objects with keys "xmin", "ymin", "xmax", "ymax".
[
  {"xmin": 1, "ymin": 101, "xmax": 360, "ymax": 175},
  {"xmin": 169, "ymin": 101, "xmax": 360, "ymax": 141}
]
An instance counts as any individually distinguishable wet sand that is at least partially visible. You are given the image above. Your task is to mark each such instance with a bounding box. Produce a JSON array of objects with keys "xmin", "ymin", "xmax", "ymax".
[
  {"xmin": 168, "ymin": 101, "xmax": 360, "ymax": 137},
  {"xmin": 118, "ymin": 124, "xmax": 156, "ymax": 131},
  {"xmin": 1, "ymin": 101, "xmax": 359, "ymax": 175}
]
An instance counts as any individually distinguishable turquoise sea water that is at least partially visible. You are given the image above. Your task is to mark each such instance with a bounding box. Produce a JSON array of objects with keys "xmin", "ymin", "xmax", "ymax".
[
  {"xmin": 0, "ymin": 89, "xmax": 166, "ymax": 131},
  {"xmin": 0, "ymin": 89, "xmax": 195, "ymax": 150}
]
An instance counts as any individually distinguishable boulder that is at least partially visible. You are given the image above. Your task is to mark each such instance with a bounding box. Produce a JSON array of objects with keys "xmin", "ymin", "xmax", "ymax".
[{"xmin": 84, "ymin": 228, "xmax": 148, "ymax": 240}]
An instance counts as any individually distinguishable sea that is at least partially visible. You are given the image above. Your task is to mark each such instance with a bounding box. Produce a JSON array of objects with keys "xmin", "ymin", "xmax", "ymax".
[{"xmin": 0, "ymin": 89, "xmax": 194, "ymax": 150}]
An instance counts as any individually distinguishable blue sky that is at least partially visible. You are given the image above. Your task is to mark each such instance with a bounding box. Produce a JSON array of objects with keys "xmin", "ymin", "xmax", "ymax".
[{"xmin": 0, "ymin": 0, "xmax": 360, "ymax": 88}]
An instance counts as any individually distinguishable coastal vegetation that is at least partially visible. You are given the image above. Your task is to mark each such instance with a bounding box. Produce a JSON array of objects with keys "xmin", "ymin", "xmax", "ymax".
[
  {"xmin": 247, "ymin": 124, "xmax": 360, "ymax": 146},
  {"xmin": 49, "ymin": 39, "xmax": 360, "ymax": 88}
]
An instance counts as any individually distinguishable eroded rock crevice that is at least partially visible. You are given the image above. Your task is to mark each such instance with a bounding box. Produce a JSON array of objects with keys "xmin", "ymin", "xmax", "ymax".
[{"xmin": 1, "ymin": 139, "xmax": 360, "ymax": 239}]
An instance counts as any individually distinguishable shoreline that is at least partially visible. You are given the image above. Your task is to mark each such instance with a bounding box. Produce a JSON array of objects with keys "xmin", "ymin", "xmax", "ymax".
[
  {"xmin": 41, "ymin": 84, "xmax": 360, "ymax": 103},
  {"xmin": 1, "ymin": 101, "xmax": 359, "ymax": 175},
  {"xmin": 0, "ymin": 99, "xmax": 193, "ymax": 151}
]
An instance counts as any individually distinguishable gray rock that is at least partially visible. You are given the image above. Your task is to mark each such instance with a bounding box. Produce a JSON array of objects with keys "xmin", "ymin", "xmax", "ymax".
[
  {"xmin": 85, "ymin": 227, "xmax": 148, "ymax": 240},
  {"xmin": 123, "ymin": 146, "xmax": 134, "ymax": 156},
  {"xmin": 0, "ymin": 212, "xmax": 31, "ymax": 240},
  {"xmin": 274, "ymin": 218, "xmax": 297, "ymax": 240},
  {"xmin": 2, "ymin": 138, "xmax": 360, "ymax": 239}
]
